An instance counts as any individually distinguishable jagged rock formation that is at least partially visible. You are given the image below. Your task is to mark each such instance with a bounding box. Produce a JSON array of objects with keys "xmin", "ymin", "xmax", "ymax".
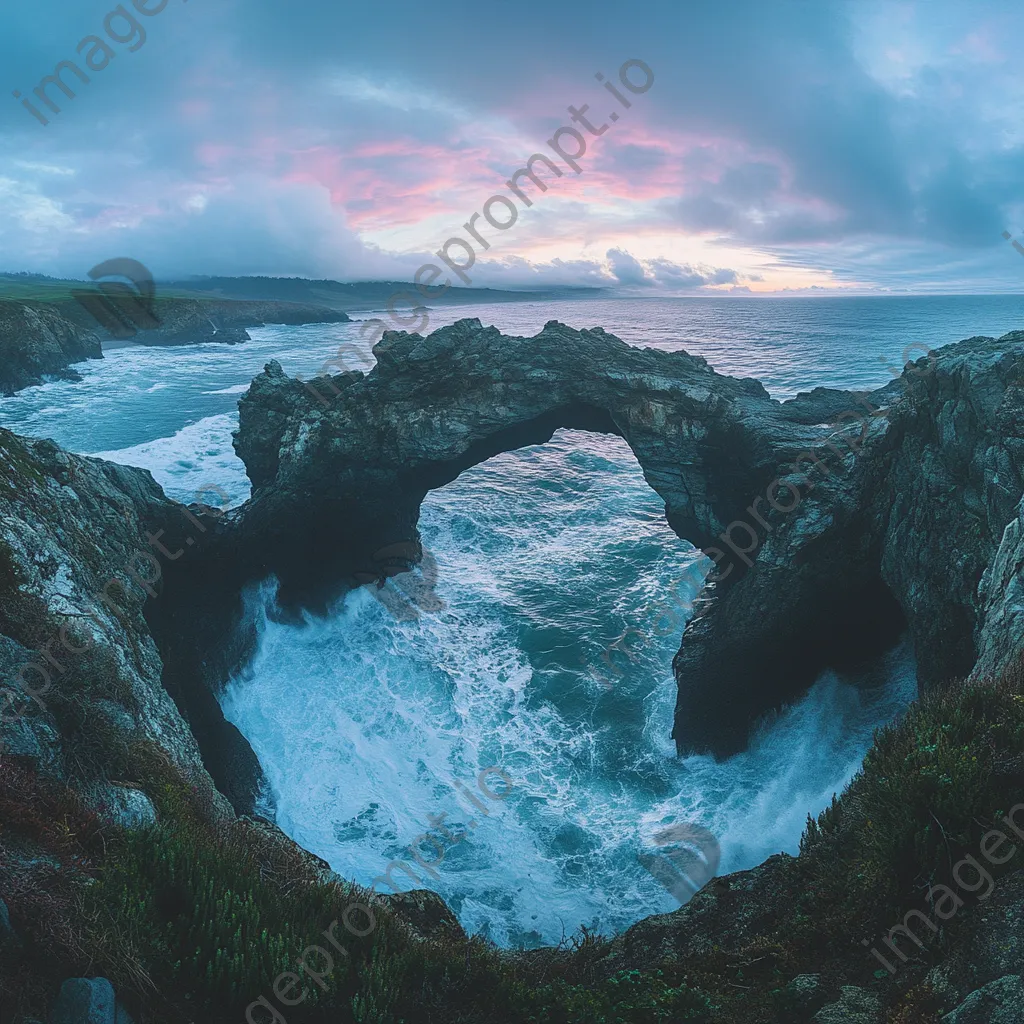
[
  {"xmin": 0, "ymin": 301, "xmax": 102, "ymax": 395},
  {"xmin": 0, "ymin": 429, "xmax": 257, "ymax": 813},
  {"xmin": 233, "ymin": 318, "xmax": 1024, "ymax": 755},
  {"xmin": 675, "ymin": 331, "xmax": 1024, "ymax": 752}
]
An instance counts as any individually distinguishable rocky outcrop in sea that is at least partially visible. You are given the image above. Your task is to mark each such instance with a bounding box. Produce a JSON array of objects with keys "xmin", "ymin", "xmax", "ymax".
[
  {"xmin": 234, "ymin": 318, "xmax": 1024, "ymax": 755},
  {"xmin": 119, "ymin": 296, "xmax": 352, "ymax": 347}
]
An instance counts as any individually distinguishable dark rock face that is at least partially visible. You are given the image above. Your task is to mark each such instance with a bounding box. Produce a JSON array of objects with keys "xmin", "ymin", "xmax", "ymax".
[
  {"xmin": 926, "ymin": 868, "xmax": 1024, "ymax": 1013},
  {"xmin": 232, "ymin": 318, "xmax": 1024, "ymax": 756},
  {"xmin": 0, "ymin": 301, "xmax": 101, "ymax": 395},
  {"xmin": 0, "ymin": 429, "xmax": 258, "ymax": 816},
  {"xmin": 672, "ymin": 333, "xmax": 1024, "ymax": 753},
  {"xmin": 233, "ymin": 317, "xmax": 793, "ymax": 606}
]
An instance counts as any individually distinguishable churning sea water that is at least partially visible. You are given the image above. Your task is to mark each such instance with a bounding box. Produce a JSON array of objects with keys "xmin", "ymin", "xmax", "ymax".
[{"xmin": 3, "ymin": 295, "xmax": 1021, "ymax": 945}]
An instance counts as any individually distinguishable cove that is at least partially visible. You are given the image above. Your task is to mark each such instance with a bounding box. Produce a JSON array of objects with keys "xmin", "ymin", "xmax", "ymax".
[{"xmin": 218, "ymin": 428, "xmax": 918, "ymax": 947}]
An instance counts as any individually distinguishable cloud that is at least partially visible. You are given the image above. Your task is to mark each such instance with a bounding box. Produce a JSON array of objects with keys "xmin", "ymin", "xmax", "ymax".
[
  {"xmin": 606, "ymin": 248, "xmax": 649, "ymax": 286},
  {"xmin": 603, "ymin": 249, "xmax": 742, "ymax": 291},
  {"xmin": 1, "ymin": 0, "xmax": 1022, "ymax": 292}
]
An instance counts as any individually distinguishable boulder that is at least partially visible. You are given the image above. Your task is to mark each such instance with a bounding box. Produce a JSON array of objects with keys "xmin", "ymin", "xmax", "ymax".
[
  {"xmin": 374, "ymin": 889, "xmax": 467, "ymax": 942},
  {"xmin": 812, "ymin": 985, "xmax": 883, "ymax": 1024},
  {"xmin": 86, "ymin": 783, "xmax": 158, "ymax": 830},
  {"xmin": 925, "ymin": 868, "xmax": 1024, "ymax": 1010},
  {"xmin": 784, "ymin": 973, "xmax": 827, "ymax": 1015},
  {"xmin": 942, "ymin": 975, "xmax": 1024, "ymax": 1023},
  {"xmin": 50, "ymin": 978, "xmax": 114, "ymax": 1024}
]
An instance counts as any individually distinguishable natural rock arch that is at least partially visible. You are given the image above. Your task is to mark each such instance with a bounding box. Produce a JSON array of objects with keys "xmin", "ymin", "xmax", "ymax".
[{"xmin": 225, "ymin": 319, "xmax": 1024, "ymax": 758}]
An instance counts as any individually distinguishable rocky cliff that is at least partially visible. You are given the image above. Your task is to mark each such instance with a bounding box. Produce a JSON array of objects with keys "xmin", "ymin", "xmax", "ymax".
[
  {"xmin": 0, "ymin": 295, "xmax": 351, "ymax": 395},
  {"xmin": 0, "ymin": 302, "xmax": 102, "ymax": 395},
  {"xmin": 115, "ymin": 296, "xmax": 352, "ymax": 347}
]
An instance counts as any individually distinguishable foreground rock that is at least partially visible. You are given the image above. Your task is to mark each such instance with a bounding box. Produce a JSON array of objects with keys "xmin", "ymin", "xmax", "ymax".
[
  {"xmin": 0, "ymin": 429, "xmax": 256, "ymax": 812},
  {"xmin": 233, "ymin": 318, "xmax": 1024, "ymax": 755},
  {"xmin": 0, "ymin": 301, "xmax": 101, "ymax": 394},
  {"xmin": 50, "ymin": 977, "xmax": 135, "ymax": 1024},
  {"xmin": 942, "ymin": 976, "xmax": 1024, "ymax": 1023}
]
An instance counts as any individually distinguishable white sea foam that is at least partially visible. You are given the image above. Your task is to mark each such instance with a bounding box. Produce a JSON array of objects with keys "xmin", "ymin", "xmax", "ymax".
[
  {"xmin": 91, "ymin": 413, "xmax": 251, "ymax": 507},
  {"xmin": 221, "ymin": 430, "xmax": 917, "ymax": 946}
]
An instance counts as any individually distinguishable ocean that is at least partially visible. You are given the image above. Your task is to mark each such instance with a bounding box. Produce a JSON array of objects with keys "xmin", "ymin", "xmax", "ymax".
[{"xmin": 3, "ymin": 294, "xmax": 1021, "ymax": 946}]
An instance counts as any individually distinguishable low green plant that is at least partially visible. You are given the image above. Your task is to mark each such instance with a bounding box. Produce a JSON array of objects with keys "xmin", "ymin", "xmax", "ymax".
[{"xmin": 82, "ymin": 818, "xmax": 357, "ymax": 1019}]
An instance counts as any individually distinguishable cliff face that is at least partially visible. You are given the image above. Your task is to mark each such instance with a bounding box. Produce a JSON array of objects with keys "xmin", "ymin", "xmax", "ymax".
[
  {"xmin": 232, "ymin": 318, "xmax": 1024, "ymax": 756},
  {"xmin": 117, "ymin": 297, "xmax": 352, "ymax": 347},
  {"xmin": 674, "ymin": 331, "xmax": 1024, "ymax": 753},
  {"xmin": 0, "ymin": 429, "xmax": 234, "ymax": 809},
  {"xmin": 0, "ymin": 301, "xmax": 102, "ymax": 395},
  {"xmin": 0, "ymin": 295, "xmax": 352, "ymax": 395}
]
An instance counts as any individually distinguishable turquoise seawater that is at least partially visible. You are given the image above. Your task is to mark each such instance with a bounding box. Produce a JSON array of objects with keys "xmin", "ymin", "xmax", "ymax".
[{"xmin": 2, "ymin": 295, "xmax": 1020, "ymax": 945}]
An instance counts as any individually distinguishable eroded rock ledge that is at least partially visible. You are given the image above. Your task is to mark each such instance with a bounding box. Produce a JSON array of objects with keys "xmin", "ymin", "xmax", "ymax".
[{"xmin": 232, "ymin": 319, "xmax": 1024, "ymax": 757}]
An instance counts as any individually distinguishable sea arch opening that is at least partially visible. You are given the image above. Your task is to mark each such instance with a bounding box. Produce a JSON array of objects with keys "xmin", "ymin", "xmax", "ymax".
[{"xmin": 219, "ymin": 426, "xmax": 918, "ymax": 949}]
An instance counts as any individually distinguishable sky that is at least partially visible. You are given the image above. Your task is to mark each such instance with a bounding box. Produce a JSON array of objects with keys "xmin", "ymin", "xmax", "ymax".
[{"xmin": 2, "ymin": 0, "xmax": 1024, "ymax": 294}]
